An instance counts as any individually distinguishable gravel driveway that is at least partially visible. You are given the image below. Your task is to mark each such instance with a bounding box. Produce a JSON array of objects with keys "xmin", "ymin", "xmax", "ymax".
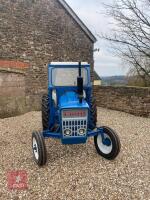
[{"xmin": 0, "ymin": 107, "xmax": 150, "ymax": 200}]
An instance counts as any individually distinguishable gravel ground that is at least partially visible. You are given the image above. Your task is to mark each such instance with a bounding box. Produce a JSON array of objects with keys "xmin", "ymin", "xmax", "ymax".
[{"xmin": 0, "ymin": 107, "xmax": 150, "ymax": 200}]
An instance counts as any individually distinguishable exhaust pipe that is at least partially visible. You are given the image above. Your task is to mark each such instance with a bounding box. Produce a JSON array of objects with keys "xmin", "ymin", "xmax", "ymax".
[{"xmin": 77, "ymin": 62, "xmax": 83, "ymax": 103}]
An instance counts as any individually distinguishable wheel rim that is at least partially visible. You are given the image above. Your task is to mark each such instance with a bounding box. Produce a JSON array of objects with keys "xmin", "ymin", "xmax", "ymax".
[
  {"xmin": 97, "ymin": 133, "xmax": 112, "ymax": 154},
  {"xmin": 32, "ymin": 137, "xmax": 39, "ymax": 160}
]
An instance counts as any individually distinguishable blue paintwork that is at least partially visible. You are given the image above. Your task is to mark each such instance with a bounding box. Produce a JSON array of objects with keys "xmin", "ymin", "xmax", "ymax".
[
  {"xmin": 103, "ymin": 138, "xmax": 111, "ymax": 146},
  {"xmin": 62, "ymin": 137, "xmax": 87, "ymax": 144},
  {"xmin": 43, "ymin": 127, "xmax": 105, "ymax": 145},
  {"xmin": 42, "ymin": 63, "xmax": 106, "ymax": 145},
  {"xmin": 60, "ymin": 91, "xmax": 89, "ymax": 109},
  {"xmin": 42, "ymin": 130, "xmax": 61, "ymax": 139}
]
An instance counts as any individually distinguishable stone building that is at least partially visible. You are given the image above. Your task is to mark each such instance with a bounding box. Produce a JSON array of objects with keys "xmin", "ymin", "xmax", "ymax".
[
  {"xmin": 0, "ymin": 0, "xmax": 96, "ymax": 117},
  {"xmin": 93, "ymin": 70, "xmax": 101, "ymax": 86}
]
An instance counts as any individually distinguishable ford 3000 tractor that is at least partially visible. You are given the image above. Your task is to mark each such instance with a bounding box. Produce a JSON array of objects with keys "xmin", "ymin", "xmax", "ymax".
[{"xmin": 32, "ymin": 62, "xmax": 120, "ymax": 166}]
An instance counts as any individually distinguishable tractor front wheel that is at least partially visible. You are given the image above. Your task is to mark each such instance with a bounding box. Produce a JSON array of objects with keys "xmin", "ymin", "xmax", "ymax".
[
  {"xmin": 94, "ymin": 126, "xmax": 121, "ymax": 160},
  {"xmin": 32, "ymin": 131, "xmax": 47, "ymax": 166}
]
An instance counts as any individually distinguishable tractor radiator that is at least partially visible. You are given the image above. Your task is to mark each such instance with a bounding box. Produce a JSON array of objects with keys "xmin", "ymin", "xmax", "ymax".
[{"xmin": 62, "ymin": 109, "xmax": 88, "ymax": 137}]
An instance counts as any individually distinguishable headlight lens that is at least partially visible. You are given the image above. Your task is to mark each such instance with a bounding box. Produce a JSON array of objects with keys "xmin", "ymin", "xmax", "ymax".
[
  {"xmin": 78, "ymin": 128, "xmax": 86, "ymax": 135},
  {"xmin": 64, "ymin": 129, "xmax": 71, "ymax": 136}
]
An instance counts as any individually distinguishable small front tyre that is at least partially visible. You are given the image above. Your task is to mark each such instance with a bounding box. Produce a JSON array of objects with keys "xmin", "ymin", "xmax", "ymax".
[
  {"xmin": 32, "ymin": 131, "xmax": 47, "ymax": 166},
  {"xmin": 94, "ymin": 126, "xmax": 121, "ymax": 160}
]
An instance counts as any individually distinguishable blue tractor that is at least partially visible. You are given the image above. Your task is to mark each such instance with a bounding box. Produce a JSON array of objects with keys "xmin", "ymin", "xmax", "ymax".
[{"xmin": 32, "ymin": 62, "xmax": 120, "ymax": 166}]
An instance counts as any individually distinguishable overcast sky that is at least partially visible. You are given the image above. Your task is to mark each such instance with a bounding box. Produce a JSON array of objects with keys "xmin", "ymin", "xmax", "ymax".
[{"xmin": 65, "ymin": 0, "xmax": 129, "ymax": 76}]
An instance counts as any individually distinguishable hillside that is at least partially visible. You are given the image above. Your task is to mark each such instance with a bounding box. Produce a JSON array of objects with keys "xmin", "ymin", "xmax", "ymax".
[{"xmin": 101, "ymin": 76, "xmax": 128, "ymax": 86}]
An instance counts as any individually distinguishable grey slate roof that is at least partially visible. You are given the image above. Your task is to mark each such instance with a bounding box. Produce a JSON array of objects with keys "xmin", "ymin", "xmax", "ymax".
[
  {"xmin": 58, "ymin": 0, "xmax": 97, "ymax": 43},
  {"xmin": 94, "ymin": 70, "xmax": 101, "ymax": 80}
]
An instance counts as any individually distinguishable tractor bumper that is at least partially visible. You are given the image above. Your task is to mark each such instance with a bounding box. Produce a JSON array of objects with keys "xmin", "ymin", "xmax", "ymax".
[
  {"xmin": 42, "ymin": 127, "xmax": 104, "ymax": 144},
  {"xmin": 62, "ymin": 137, "xmax": 87, "ymax": 144}
]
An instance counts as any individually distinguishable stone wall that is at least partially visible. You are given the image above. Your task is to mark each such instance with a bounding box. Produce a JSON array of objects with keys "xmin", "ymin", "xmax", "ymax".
[
  {"xmin": 0, "ymin": 68, "xmax": 26, "ymax": 118},
  {"xmin": 0, "ymin": 70, "xmax": 25, "ymax": 96},
  {"xmin": 94, "ymin": 86, "xmax": 150, "ymax": 117},
  {"xmin": 0, "ymin": 0, "xmax": 94, "ymax": 113}
]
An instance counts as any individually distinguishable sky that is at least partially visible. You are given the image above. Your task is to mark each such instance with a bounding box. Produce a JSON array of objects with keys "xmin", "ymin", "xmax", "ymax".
[{"xmin": 65, "ymin": 0, "xmax": 129, "ymax": 76}]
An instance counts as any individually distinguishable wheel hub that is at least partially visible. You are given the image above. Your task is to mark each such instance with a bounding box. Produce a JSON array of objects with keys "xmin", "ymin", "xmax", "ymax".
[
  {"xmin": 103, "ymin": 138, "xmax": 111, "ymax": 146},
  {"xmin": 97, "ymin": 133, "xmax": 113, "ymax": 154},
  {"xmin": 33, "ymin": 145, "xmax": 37, "ymax": 151},
  {"xmin": 32, "ymin": 137, "xmax": 39, "ymax": 160}
]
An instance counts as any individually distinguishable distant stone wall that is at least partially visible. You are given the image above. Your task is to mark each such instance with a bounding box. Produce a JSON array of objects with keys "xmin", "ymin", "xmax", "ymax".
[{"xmin": 94, "ymin": 86, "xmax": 150, "ymax": 117}]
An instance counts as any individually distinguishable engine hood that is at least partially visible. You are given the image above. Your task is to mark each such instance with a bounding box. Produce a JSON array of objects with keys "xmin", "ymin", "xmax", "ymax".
[{"xmin": 59, "ymin": 91, "xmax": 89, "ymax": 109}]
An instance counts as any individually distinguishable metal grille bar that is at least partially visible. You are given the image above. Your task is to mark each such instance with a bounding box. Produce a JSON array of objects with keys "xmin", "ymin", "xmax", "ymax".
[{"xmin": 62, "ymin": 116, "xmax": 87, "ymax": 137}]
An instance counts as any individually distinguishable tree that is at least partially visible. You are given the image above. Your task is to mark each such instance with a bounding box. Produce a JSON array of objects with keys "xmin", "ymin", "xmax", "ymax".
[{"xmin": 100, "ymin": 0, "xmax": 150, "ymax": 86}]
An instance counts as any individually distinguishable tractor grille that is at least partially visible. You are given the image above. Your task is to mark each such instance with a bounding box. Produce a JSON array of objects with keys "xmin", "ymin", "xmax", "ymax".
[{"xmin": 62, "ymin": 110, "xmax": 88, "ymax": 137}]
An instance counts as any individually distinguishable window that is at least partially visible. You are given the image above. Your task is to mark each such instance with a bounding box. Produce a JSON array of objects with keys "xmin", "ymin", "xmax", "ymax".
[{"xmin": 52, "ymin": 68, "xmax": 88, "ymax": 86}]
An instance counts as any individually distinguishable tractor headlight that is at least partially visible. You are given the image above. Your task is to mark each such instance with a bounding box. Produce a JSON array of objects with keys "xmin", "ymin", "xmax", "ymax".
[
  {"xmin": 64, "ymin": 129, "xmax": 72, "ymax": 136},
  {"xmin": 78, "ymin": 128, "xmax": 86, "ymax": 135}
]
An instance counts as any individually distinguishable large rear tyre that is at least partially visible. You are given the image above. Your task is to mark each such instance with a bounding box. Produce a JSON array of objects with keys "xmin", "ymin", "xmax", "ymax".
[
  {"xmin": 32, "ymin": 131, "xmax": 47, "ymax": 166},
  {"xmin": 42, "ymin": 94, "xmax": 50, "ymax": 130},
  {"xmin": 89, "ymin": 96, "xmax": 97, "ymax": 130},
  {"xmin": 94, "ymin": 126, "xmax": 121, "ymax": 160}
]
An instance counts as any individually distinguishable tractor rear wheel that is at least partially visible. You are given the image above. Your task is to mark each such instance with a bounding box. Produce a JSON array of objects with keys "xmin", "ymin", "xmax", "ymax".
[
  {"xmin": 89, "ymin": 96, "xmax": 97, "ymax": 130},
  {"xmin": 42, "ymin": 94, "xmax": 50, "ymax": 130}
]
